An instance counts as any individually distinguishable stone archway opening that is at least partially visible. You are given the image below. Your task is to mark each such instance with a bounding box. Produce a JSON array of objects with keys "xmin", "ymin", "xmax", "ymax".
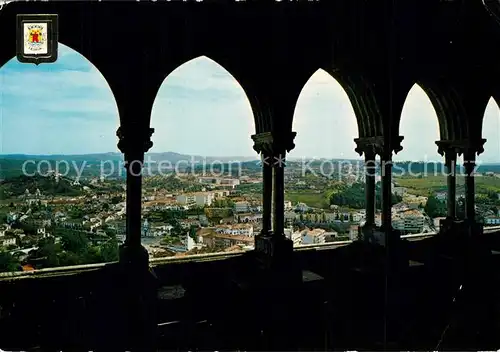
[
  {"xmin": 287, "ymin": 68, "xmax": 361, "ymax": 244},
  {"xmin": 392, "ymin": 83, "xmax": 444, "ymax": 232},
  {"xmin": 0, "ymin": 43, "xmax": 123, "ymax": 273},
  {"xmin": 480, "ymin": 97, "xmax": 500, "ymax": 164},
  {"xmin": 147, "ymin": 55, "xmax": 258, "ymax": 257}
]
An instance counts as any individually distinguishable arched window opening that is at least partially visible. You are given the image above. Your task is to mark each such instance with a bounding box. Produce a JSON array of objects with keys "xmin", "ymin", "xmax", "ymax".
[
  {"xmin": 0, "ymin": 43, "xmax": 122, "ymax": 274},
  {"xmin": 474, "ymin": 98, "xmax": 500, "ymax": 225},
  {"xmin": 148, "ymin": 56, "xmax": 258, "ymax": 258},
  {"xmin": 480, "ymin": 97, "xmax": 500, "ymax": 164},
  {"xmin": 288, "ymin": 69, "xmax": 362, "ymax": 246},
  {"xmin": 395, "ymin": 84, "xmax": 446, "ymax": 233}
]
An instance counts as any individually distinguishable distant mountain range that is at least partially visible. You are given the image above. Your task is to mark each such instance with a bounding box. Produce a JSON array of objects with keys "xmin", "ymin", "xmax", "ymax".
[
  {"xmin": 0, "ymin": 152, "xmax": 257, "ymax": 163},
  {"xmin": 1, "ymin": 152, "xmax": 500, "ymax": 180},
  {"xmin": 0, "ymin": 152, "xmax": 261, "ymax": 180}
]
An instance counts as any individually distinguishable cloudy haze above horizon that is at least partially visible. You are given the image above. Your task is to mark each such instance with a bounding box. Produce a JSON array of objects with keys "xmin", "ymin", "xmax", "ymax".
[{"xmin": 1, "ymin": 44, "xmax": 500, "ymax": 163}]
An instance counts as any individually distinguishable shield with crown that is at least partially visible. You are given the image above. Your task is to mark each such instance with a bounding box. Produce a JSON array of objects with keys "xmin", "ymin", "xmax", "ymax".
[{"xmin": 17, "ymin": 14, "xmax": 58, "ymax": 65}]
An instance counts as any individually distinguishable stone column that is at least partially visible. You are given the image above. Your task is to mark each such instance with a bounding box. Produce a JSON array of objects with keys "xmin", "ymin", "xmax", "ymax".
[
  {"xmin": 273, "ymin": 155, "xmax": 286, "ymax": 237},
  {"xmin": 458, "ymin": 140, "xmax": 486, "ymax": 223},
  {"xmin": 261, "ymin": 152, "xmax": 273, "ymax": 235},
  {"xmin": 463, "ymin": 149, "xmax": 477, "ymax": 222},
  {"xmin": 115, "ymin": 125, "xmax": 157, "ymax": 351},
  {"xmin": 379, "ymin": 136, "xmax": 403, "ymax": 235},
  {"xmin": 355, "ymin": 138, "xmax": 381, "ymax": 227},
  {"xmin": 251, "ymin": 131, "xmax": 296, "ymax": 264},
  {"xmin": 380, "ymin": 151, "xmax": 393, "ymax": 231},
  {"xmin": 436, "ymin": 141, "xmax": 458, "ymax": 219},
  {"xmin": 116, "ymin": 125, "xmax": 154, "ymax": 266}
]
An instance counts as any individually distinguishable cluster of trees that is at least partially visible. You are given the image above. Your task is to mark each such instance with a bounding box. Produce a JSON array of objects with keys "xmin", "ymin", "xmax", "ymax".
[
  {"xmin": 0, "ymin": 228, "xmax": 119, "ymax": 272},
  {"xmin": 329, "ymin": 182, "xmax": 402, "ymax": 209},
  {"xmin": 209, "ymin": 198, "xmax": 235, "ymax": 208},
  {"xmin": 423, "ymin": 195, "xmax": 447, "ymax": 218},
  {"xmin": 145, "ymin": 174, "xmax": 205, "ymax": 193},
  {"xmin": 234, "ymin": 184, "xmax": 262, "ymax": 198},
  {"xmin": 295, "ymin": 220, "xmax": 351, "ymax": 234},
  {"xmin": 0, "ymin": 175, "xmax": 82, "ymax": 198}
]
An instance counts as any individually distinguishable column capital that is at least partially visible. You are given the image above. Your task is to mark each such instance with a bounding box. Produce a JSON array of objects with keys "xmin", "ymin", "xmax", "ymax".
[
  {"xmin": 435, "ymin": 140, "xmax": 461, "ymax": 158},
  {"xmin": 436, "ymin": 139, "xmax": 486, "ymax": 158},
  {"xmin": 354, "ymin": 136, "xmax": 384, "ymax": 157},
  {"xmin": 117, "ymin": 126, "xmax": 155, "ymax": 155},
  {"xmin": 354, "ymin": 136, "xmax": 403, "ymax": 158},
  {"xmin": 251, "ymin": 131, "xmax": 297, "ymax": 156}
]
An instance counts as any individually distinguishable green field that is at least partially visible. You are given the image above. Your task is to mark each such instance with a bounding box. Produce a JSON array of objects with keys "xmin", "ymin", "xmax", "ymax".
[
  {"xmin": 285, "ymin": 192, "xmax": 329, "ymax": 209},
  {"xmin": 395, "ymin": 175, "xmax": 500, "ymax": 196}
]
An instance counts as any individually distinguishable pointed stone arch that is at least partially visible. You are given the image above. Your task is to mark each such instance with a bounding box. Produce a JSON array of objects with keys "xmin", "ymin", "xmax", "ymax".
[
  {"xmin": 480, "ymin": 97, "xmax": 500, "ymax": 161},
  {"xmin": 150, "ymin": 55, "xmax": 259, "ymax": 137},
  {"xmin": 401, "ymin": 80, "xmax": 464, "ymax": 141},
  {"xmin": 290, "ymin": 68, "xmax": 361, "ymax": 158},
  {"xmin": 290, "ymin": 68, "xmax": 383, "ymax": 139},
  {"xmin": 0, "ymin": 43, "xmax": 120, "ymax": 154},
  {"xmin": 149, "ymin": 55, "xmax": 257, "ymax": 156}
]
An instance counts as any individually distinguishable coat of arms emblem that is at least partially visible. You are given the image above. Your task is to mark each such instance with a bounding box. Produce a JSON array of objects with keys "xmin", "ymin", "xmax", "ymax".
[
  {"xmin": 24, "ymin": 23, "xmax": 48, "ymax": 55},
  {"xmin": 16, "ymin": 14, "xmax": 58, "ymax": 65}
]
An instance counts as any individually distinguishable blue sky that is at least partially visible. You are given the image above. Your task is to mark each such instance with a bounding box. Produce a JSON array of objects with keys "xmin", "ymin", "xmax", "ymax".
[{"xmin": 1, "ymin": 43, "xmax": 500, "ymax": 162}]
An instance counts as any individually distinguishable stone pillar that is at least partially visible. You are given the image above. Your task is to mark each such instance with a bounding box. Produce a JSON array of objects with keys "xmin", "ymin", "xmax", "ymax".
[
  {"xmin": 116, "ymin": 125, "xmax": 154, "ymax": 266},
  {"xmin": 355, "ymin": 138, "xmax": 381, "ymax": 227},
  {"xmin": 380, "ymin": 151, "xmax": 393, "ymax": 231},
  {"xmin": 251, "ymin": 131, "xmax": 296, "ymax": 269},
  {"xmin": 261, "ymin": 152, "xmax": 273, "ymax": 235},
  {"xmin": 463, "ymin": 149, "xmax": 477, "ymax": 222},
  {"xmin": 380, "ymin": 136, "xmax": 403, "ymax": 234},
  {"xmin": 446, "ymin": 152, "xmax": 457, "ymax": 219},
  {"xmin": 456, "ymin": 139, "xmax": 485, "ymax": 224},
  {"xmin": 436, "ymin": 141, "xmax": 458, "ymax": 219},
  {"xmin": 364, "ymin": 153, "xmax": 377, "ymax": 226},
  {"xmin": 272, "ymin": 154, "xmax": 286, "ymax": 237},
  {"xmin": 115, "ymin": 125, "xmax": 157, "ymax": 351}
]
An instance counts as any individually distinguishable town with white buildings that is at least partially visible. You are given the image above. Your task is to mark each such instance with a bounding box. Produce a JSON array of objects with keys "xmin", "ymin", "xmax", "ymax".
[{"xmin": 2, "ymin": 158, "xmax": 500, "ymax": 271}]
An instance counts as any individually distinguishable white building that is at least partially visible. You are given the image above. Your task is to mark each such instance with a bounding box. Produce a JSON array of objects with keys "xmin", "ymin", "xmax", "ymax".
[
  {"xmin": 351, "ymin": 212, "xmax": 363, "ymax": 223},
  {"xmin": 234, "ymin": 201, "xmax": 250, "ymax": 213},
  {"xmin": 2, "ymin": 237, "xmax": 16, "ymax": 247},
  {"xmin": 214, "ymin": 224, "xmax": 254, "ymax": 237},
  {"xmin": 176, "ymin": 194, "xmax": 196, "ymax": 205},
  {"xmin": 194, "ymin": 192, "xmax": 214, "ymax": 206},
  {"xmin": 392, "ymin": 210, "xmax": 425, "ymax": 233},
  {"xmin": 485, "ymin": 216, "xmax": 500, "ymax": 225},
  {"xmin": 285, "ymin": 228, "xmax": 303, "ymax": 247},
  {"xmin": 295, "ymin": 203, "xmax": 309, "ymax": 212},
  {"xmin": 237, "ymin": 213, "xmax": 263, "ymax": 223},
  {"xmin": 176, "ymin": 192, "xmax": 214, "ymax": 206},
  {"xmin": 301, "ymin": 228, "xmax": 326, "ymax": 245}
]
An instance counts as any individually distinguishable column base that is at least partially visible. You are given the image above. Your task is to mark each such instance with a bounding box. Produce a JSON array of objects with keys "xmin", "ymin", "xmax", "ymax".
[
  {"xmin": 119, "ymin": 243, "xmax": 150, "ymax": 270},
  {"xmin": 255, "ymin": 232, "xmax": 293, "ymax": 264},
  {"xmin": 112, "ymin": 243, "xmax": 158, "ymax": 350},
  {"xmin": 439, "ymin": 218, "xmax": 484, "ymax": 237},
  {"xmin": 359, "ymin": 224, "xmax": 387, "ymax": 247},
  {"xmin": 254, "ymin": 232, "xmax": 301, "ymax": 284}
]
